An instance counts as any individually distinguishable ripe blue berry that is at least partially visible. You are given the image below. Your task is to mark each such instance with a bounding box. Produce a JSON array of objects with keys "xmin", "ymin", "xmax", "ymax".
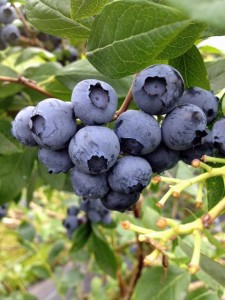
[
  {"xmin": 0, "ymin": 1, "xmax": 8, "ymax": 6},
  {"xmin": 101, "ymin": 191, "xmax": 140, "ymax": 212},
  {"xmin": 212, "ymin": 118, "xmax": 225, "ymax": 156},
  {"xmin": 132, "ymin": 64, "xmax": 184, "ymax": 115},
  {"xmin": 68, "ymin": 126, "xmax": 120, "ymax": 174},
  {"xmin": 67, "ymin": 206, "xmax": 79, "ymax": 216},
  {"xmin": 11, "ymin": 106, "xmax": 37, "ymax": 146},
  {"xmin": 0, "ymin": 4, "xmax": 16, "ymax": 24},
  {"xmin": 0, "ymin": 205, "xmax": 7, "ymax": 219},
  {"xmin": 38, "ymin": 147, "xmax": 74, "ymax": 174},
  {"xmin": 71, "ymin": 79, "xmax": 118, "ymax": 125},
  {"xmin": 1, "ymin": 24, "xmax": 20, "ymax": 45},
  {"xmin": 70, "ymin": 167, "xmax": 109, "ymax": 199},
  {"xmin": 162, "ymin": 104, "xmax": 207, "ymax": 150},
  {"xmin": 108, "ymin": 156, "xmax": 152, "ymax": 194},
  {"xmin": 179, "ymin": 87, "xmax": 218, "ymax": 124},
  {"xmin": 80, "ymin": 198, "xmax": 111, "ymax": 224},
  {"xmin": 30, "ymin": 98, "xmax": 77, "ymax": 150},
  {"xmin": 63, "ymin": 215, "xmax": 79, "ymax": 237},
  {"xmin": 144, "ymin": 141, "xmax": 180, "ymax": 173},
  {"xmin": 114, "ymin": 110, "xmax": 161, "ymax": 155},
  {"xmin": 180, "ymin": 130, "xmax": 214, "ymax": 164}
]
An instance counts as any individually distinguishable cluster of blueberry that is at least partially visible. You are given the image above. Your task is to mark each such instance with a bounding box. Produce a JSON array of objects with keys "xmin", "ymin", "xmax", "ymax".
[
  {"xmin": 37, "ymin": 32, "xmax": 78, "ymax": 64},
  {"xmin": 0, "ymin": 0, "xmax": 20, "ymax": 49},
  {"xmin": 63, "ymin": 199, "xmax": 111, "ymax": 237},
  {"xmin": 0, "ymin": 204, "xmax": 7, "ymax": 220},
  {"xmin": 10, "ymin": 63, "xmax": 224, "ymax": 212}
]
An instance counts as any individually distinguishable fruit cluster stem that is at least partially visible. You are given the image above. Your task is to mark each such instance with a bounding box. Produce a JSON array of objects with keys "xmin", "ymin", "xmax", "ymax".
[{"xmin": 156, "ymin": 164, "xmax": 225, "ymax": 207}]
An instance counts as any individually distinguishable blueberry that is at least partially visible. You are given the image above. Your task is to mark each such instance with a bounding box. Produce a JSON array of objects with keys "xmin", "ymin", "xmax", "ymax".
[
  {"xmin": 68, "ymin": 126, "xmax": 120, "ymax": 174},
  {"xmin": 144, "ymin": 141, "xmax": 180, "ymax": 173},
  {"xmin": 80, "ymin": 198, "xmax": 111, "ymax": 224},
  {"xmin": 1, "ymin": 24, "xmax": 20, "ymax": 45},
  {"xmin": 180, "ymin": 130, "xmax": 215, "ymax": 164},
  {"xmin": 108, "ymin": 156, "xmax": 152, "ymax": 194},
  {"xmin": 0, "ymin": 4, "xmax": 16, "ymax": 24},
  {"xmin": 0, "ymin": 27, "xmax": 7, "ymax": 49},
  {"xmin": 212, "ymin": 118, "xmax": 225, "ymax": 156},
  {"xmin": 0, "ymin": 1, "xmax": 8, "ymax": 7},
  {"xmin": 30, "ymin": 99, "xmax": 77, "ymax": 150},
  {"xmin": 11, "ymin": 106, "xmax": 37, "ymax": 147},
  {"xmin": 71, "ymin": 79, "xmax": 118, "ymax": 125},
  {"xmin": 101, "ymin": 213, "xmax": 112, "ymax": 225},
  {"xmin": 179, "ymin": 87, "xmax": 218, "ymax": 124},
  {"xmin": 114, "ymin": 110, "xmax": 161, "ymax": 155},
  {"xmin": 132, "ymin": 64, "xmax": 184, "ymax": 115},
  {"xmin": 64, "ymin": 45, "xmax": 78, "ymax": 62},
  {"xmin": 87, "ymin": 210, "xmax": 101, "ymax": 223},
  {"xmin": 0, "ymin": 207, "xmax": 6, "ymax": 219},
  {"xmin": 67, "ymin": 205, "xmax": 80, "ymax": 216},
  {"xmin": 162, "ymin": 104, "xmax": 207, "ymax": 150},
  {"xmin": 70, "ymin": 166, "xmax": 109, "ymax": 199},
  {"xmin": 38, "ymin": 147, "xmax": 74, "ymax": 173},
  {"xmin": 101, "ymin": 191, "xmax": 140, "ymax": 212},
  {"xmin": 63, "ymin": 215, "xmax": 79, "ymax": 236}
]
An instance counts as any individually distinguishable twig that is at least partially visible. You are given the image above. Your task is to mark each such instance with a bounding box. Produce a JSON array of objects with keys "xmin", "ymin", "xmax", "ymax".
[
  {"xmin": 114, "ymin": 85, "xmax": 133, "ymax": 120},
  {"xmin": 0, "ymin": 75, "xmax": 53, "ymax": 98},
  {"xmin": 123, "ymin": 195, "xmax": 144, "ymax": 300},
  {"xmin": 117, "ymin": 269, "xmax": 127, "ymax": 298},
  {"xmin": 12, "ymin": 4, "xmax": 35, "ymax": 38},
  {"xmin": 19, "ymin": 35, "xmax": 44, "ymax": 48}
]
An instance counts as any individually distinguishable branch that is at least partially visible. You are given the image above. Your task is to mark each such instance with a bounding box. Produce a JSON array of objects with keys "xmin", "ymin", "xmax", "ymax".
[
  {"xmin": 123, "ymin": 196, "xmax": 144, "ymax": 300},
  {"xmin": 0, "ymin": 75, "xmax": 53, "ymax": 98},
  {"xmin": 114, "ymin": 85, "xmax": 133, "ymax": 120},
  {"xmin": 12, "ymin": 5, "xmax": 35, "ymax": 38}
]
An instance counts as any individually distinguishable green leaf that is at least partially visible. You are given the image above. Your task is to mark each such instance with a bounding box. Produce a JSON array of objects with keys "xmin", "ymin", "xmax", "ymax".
[
  {"xmin": 169, "ymin": 45, "xmax": 210, "ymax": 90},
  {"xmin": 0, "ymin": 148, "xmax": 36, "ymax": 203},
  {"xmin": 31, "ymin": 265, "xmax": 49, "ymax": 279},
  {"xmin": 167, "ymin": 0, "xmax": 225, "ymax": 30},
  {"xmin": 23, "ymin": 295, "xmax": 38, "ymax": 300},
  {"xmin": 206, "ymin": 59, "xmax": 225, "ymax": 94},
  {"xmin": 203, "ymin": 228, "xmax": 225, "ymax": 256},
  {"xmin": 0, "ymin": 118, "xmax": 22, "ymax": 155},
  {"xmin": 87, "ymin": 0, "xmax": 190, "ymax": 78},
  {"xmin": 71, "ymin": 222, "xmax": 92, "ymax": 252},
  {"xmin": 202, "ymin": 26, "xmax": 225, "ymax": 39},
  {"xmin": 47, "ymin": 239, "xmax": 65, "ymax": 264},
  {"xmin": 180, "ymin": 240, "xmax": 225, "ymax": 287},
  {"xmin": 196, "ymin": 270, "xmax": 221, "ymax": 292},
  {"xmin": 92, "ymin": 225, "xmax": 117, "ymax": 278},
  {"xmin": 132, "ymin": 266, "xmax": 190, "ymax": 300},
  {"xmin": 25, "ymin": 0, "xmax": 90, "ymax": 41},
  {"xmin": 18, "ymin": 221, "xmax": 36, "ymax": 242},
  {"xmin": 15, "ymin": 47, "xmax": 55, "ymax": 66},
  {"xmin": 23, "ymin": 62, "xmax": 62, "ymax": 83},
  {"xmin": 158, "ymin": 22, "xmax": 206, "ymax": 59},
  {"xmin": 55, "ymin": 59, "xmax": 133, "ymax": 99},
  {"xmin": 71, "ymin": 0, "xmax": 109, "ymax": 20},
  {"xmin": 206, "ymin": 176, "xmax": 225, "ymax": 210},
  {"xmin": 186, "ymin": 288, "xmax": 219, "ymax": 300}
]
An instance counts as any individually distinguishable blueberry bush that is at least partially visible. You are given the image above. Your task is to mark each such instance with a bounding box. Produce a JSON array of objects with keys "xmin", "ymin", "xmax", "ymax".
[{"xmin": 1, "ymin": 0, "xmax": 225, "ymax": 299}]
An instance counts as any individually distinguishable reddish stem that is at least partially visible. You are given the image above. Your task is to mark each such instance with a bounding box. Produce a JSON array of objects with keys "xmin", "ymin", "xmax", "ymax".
[
  {"xmin": 0, "ymin": 75, "xmax": 53, "ymax": 98},
  {"xmin": 114, "ymin": 85, "xmax": 133, "ymax": 120}
]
